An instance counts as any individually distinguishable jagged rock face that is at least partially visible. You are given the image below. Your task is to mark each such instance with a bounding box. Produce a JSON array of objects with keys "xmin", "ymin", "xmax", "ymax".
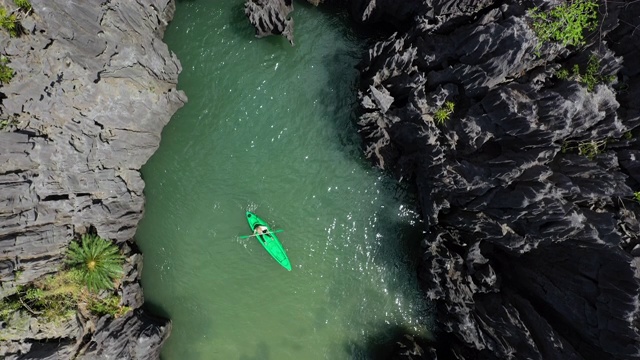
[
  {"xmin": 75, "ymin": 309, "xmax": 171, "ymax": 360},
  {"xmin": 356, "ymin": 1, "xmax": 640, "ymax": 359},
  {"xmin": 0, "ymin": 0, "xmax": 186, "ymax": 358},
  {"xmin": 3, "ymin": 340, "xmax": 76, "ymax": 360},
  {"xmin": 347, "ymin": 0, "xmax": 429, "ymax": 27},
  {"xmin": 344, "ymin": 0, "xmax": 497, "ymax": 30},
  {"xmin": 244, "ymin": 0, "xmax": 295, "ymax": 45},
  {"xmin": 2, "ymin": 310, "xmax": 169, "ymax": 360},
  {"xmin": 389, "ymin": 334, "xmax": 437, "ymax": 360}
]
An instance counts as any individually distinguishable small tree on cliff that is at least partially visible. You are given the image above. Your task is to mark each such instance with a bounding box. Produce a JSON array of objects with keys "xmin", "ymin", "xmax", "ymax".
[{"xmin": 65, "ymin": 234, "xmax": 125, "ymax": 292}]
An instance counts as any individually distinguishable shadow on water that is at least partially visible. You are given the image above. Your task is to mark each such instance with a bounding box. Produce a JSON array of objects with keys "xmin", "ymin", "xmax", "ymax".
[
  {"xmin": 143, "ymin": 299, "xmax": 170, "ymax": 320},
  {"xmin": 300, "ymin": 2, "xmax": 397, "ymax": 176},
  {"xmin": 295, "ymin": 0, "xmax": 390, "ymax": 41},
  {"xmin": 379, "ymin": 209, "xmax": 424, "ymax": 271},
  {"xmin": 239, "ymin": 342, "xmax": 271, "ymax": 360},
  {"xmin": 145, "ymin": 296, "xmax": 216, "ymax": 332},
  {"xmin": 229, "ymin": 1, "xmax": 295, "ymax": 47},
  {"xmin": 229, "ymin": 2, "xmax": 257, "ymax": 41},
  {"xmin": 310, "ymin": 3, "xmax": 423, "ymax": 211},
  {"xmin": 373, "ymin": 205, "xmax": 434, "ymax": 331},
  {"xmin": 228, "ymin": 0, "xmax": 260, "ymax": 36},
  {"xmin": 348, "ymin": 325, "xmax": 434, "ymax": 360},
  {"xmin": 147, "ymin": 297, "xmax": 218, "ymax": 360},
  {"xmin": 311, "ymin": 15, "xmax": 368, "ymax": 166}
]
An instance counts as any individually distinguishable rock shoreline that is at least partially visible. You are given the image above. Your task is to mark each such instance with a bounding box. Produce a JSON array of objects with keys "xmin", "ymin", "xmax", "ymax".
[{"xmin": 0, "ymin": 0, "xmax": 185, "ymax": 358}]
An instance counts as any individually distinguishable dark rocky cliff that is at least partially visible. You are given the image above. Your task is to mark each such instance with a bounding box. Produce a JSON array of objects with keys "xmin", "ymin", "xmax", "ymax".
[
  {"xmin": 246, "ymin": 0, "xmax": 640, "ymax": 359},
  {"xmin": 354, "ymin": 0, "xmax": 640, "ymax": 359},
  {"xmin": 0, "ymin": 0, "xmax": 185, "ymax": 358}
]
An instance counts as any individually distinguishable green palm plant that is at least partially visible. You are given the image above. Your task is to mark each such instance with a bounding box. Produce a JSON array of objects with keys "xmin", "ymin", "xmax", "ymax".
[{"xmin": 65, "ymin": 234, "xmax": 125, "ymax": 292}]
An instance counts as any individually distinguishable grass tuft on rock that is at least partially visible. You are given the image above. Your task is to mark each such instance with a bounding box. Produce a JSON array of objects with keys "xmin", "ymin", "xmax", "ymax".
[
  {"xmin": 88, "ymin": 294, "xmax": 131, "ymax": 317},
  {"xmin": 0, "ymin": 56, "xmax": 14, "ymax": 84},
  {"xmin": 577, "ymin": 139, "xmax": 607, "ymax": 160},
  {"xmin": 0, "ymin": 7, "xmax": 18, "ymax": 36},
  {"xmin": 555, "ymin": 55, "xmax": 616, "ymax": 92},
  {"xmin": 434, "ymin": 101, "xmax": 455, "ymax": 125},
  {"xmin": 14, "ymin": 0, "xmax": 31, "ymax": 13}
]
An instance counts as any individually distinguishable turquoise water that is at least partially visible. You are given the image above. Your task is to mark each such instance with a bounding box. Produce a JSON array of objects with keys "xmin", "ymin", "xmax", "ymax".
[{"xmin": 135, "ymin": 1, "xmax": 432, "ymax": 359}]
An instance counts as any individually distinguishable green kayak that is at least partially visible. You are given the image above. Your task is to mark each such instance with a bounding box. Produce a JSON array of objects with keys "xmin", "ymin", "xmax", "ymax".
[{"xmin": 245, "ymin": 211, "xmax": 292, "ymax": 271}]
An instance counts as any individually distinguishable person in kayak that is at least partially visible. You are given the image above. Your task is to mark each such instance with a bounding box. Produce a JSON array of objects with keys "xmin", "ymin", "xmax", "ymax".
[{"xmin": 254, "ymin": 225, "xmax": 269, "ymax": 235}]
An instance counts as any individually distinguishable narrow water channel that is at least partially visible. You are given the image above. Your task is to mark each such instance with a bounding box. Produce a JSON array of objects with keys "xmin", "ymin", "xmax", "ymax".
[{"xmin": 135, "ymin": 1, "xmax": 432, "ymax": 359}]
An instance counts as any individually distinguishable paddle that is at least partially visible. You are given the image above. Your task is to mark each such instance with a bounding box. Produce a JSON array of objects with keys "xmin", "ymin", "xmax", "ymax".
[{"xmin": 238, "ymin": 229, "xmax": 283, "ymax": 239}]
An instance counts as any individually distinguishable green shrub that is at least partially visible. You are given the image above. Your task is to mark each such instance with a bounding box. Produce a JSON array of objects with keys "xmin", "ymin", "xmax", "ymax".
[
  {"xmin": 0, "ymin": 7, "xmax": 18, "ymax": 37},
  {"xmin": 14, "ymin": 0, "xmax": 31, "ymax": 12},
  {"xmin": 529, "ymin": 0, "xmax": 598, "ymax": 52},
  {"xmin": 572, "ymin": 64, "xmax": 581, "ymax": 77},
  {"xmin": 581, "ymin": 54, "xmax": 601, "ymax": 91},
  {"xmin": 434, "ymin": 101, "xmax": 455, "ymax": 125},
  {"xmin": 0, "ymin": 298, "xmax": 21, "ymax": 322},
  {"xmin": 28, "ymin": 270, "xmax": 82, "ymax": 321},
  {"xmin": 555, "ymin": 68, "xmax": 570, "ymax": 80},
  {"xmin": 635, "ymin": 192, "xmax": 640, "ymax": 203},
  {"xmin": 88, "ymin": 294, "xmax": 131, "ymax": 318},
  {"xmin": 577, "ymin": 139, "xmax": 606, "ymax": 160},
  {"xmin": 555, "ymin": 55, "xmax": 616, "ymax": 92},
  {"xmin": 0, "ymin": 116, "xmax": 17, "ymax": 131},
  {"xmin": 0, "ymin": 56, "xmax": 14, "ymax": 84},
  {"xmin": 562, "ymin": 138, "xmax": 607, "ymax": 160},
  {"xmin": 65, "ymin": 234, "xmax": 124, "ymax": 292},
  {"xmin": 0, "ymin": 271, "xmax": 82, "ymax": 323}
]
